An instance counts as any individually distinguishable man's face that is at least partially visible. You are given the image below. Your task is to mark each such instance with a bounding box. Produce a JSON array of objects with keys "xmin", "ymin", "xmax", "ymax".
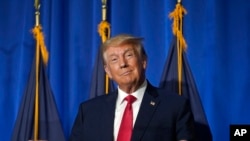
[{"xmin": 104, "ymin": 44, "xmax": 147, "ymax": 88}]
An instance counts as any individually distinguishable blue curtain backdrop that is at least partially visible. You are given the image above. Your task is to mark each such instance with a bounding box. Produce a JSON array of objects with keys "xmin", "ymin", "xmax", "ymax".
[{"xmin": 0, "ymin": 0, "xmax": 250, "ymax": 141}]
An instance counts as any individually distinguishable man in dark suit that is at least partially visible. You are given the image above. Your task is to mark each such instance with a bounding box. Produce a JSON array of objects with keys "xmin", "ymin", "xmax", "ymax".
[{"xmin": 70, "ymin": 34, "xmax": 195, "ymax": 141}]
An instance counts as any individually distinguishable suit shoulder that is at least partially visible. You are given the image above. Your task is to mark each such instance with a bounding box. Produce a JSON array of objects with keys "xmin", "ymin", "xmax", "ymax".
[
  {"xmin": 80, "ymin": 94, "xmax": 107, "ymax": 107},
  {"xmin": 79, "ymin": 91, "xmax": 117, "ymax": 109}
]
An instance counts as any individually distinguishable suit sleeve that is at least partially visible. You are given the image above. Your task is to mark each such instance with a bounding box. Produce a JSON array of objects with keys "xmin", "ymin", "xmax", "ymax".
[
  {"xmin": 69, "ymin": 104, "xmax": 85, "ymax": 141},
  {"xmin": 176, "ymin": 99, "xmax": 195, "ymax": 141}
]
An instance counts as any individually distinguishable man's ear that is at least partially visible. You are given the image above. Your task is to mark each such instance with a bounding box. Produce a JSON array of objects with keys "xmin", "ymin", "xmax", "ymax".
[
  {"xmin": 104, "ymin": 65, "xmax": 112, "ymax": 79},
  {"xmin": 142, "ymin": 60, "xmax": 147, "ymax": 69}
]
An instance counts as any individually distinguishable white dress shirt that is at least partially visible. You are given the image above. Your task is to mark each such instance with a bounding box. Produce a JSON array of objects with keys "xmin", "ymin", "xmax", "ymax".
[{"xmin": 113, "ymin": 80, "xmax": 147, "ymax": 141}]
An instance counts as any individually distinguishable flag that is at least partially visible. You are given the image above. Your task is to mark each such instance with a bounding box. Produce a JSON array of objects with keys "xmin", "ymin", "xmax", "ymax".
[
  {"xmin": 160, "ymin": 2, "xmax": 212, "ymax": 140},
  {"xmin": 160, "ymin": 37, "xmax": 212, "ymax": 141},
  {"xmin": 12, "ymin": 5, "xmax": 66, "ymax": 139},
  {"xmin": 12, "ymin": 2, "xmax": 65, "ymax": 140},
  {"xmin": 11, "ymin": 51, "xmax": 66, "ymax": 141}
]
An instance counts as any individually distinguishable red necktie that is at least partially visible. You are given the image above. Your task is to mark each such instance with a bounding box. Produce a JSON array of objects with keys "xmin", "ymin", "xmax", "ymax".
[{"xmin": 117, "ymin": 95, "xmax": 137, "ymax": 141}]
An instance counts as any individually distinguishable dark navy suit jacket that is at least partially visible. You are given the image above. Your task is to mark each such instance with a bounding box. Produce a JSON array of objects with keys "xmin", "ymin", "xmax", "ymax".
[{"xmin": 70, "ymin": 83, "xmax": 195, "ymax": 141}]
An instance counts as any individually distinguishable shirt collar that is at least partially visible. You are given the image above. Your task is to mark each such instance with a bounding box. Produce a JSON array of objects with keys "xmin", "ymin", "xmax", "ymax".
[{"xmin": 117, "ymin": 80, "xmax": 147, "ymax": 105}]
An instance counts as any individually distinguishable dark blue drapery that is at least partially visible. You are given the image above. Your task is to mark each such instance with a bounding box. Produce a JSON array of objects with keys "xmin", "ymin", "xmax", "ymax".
[{"xmin": 0, "ymin": 0, "xmax": 250, "ymax": 141}]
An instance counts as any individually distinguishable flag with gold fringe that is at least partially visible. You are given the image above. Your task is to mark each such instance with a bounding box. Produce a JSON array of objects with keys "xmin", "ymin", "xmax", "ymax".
[
  {"xmin": 11, "ymin": 2, "xmax": 66, "ymax": 141},
  {"xmin": 160, "ymin": 1, "xmax": 212, "ymax": 141},
  {"xmin": 89, "ymin": 0, "xmax": 115, "ymax": 98}
]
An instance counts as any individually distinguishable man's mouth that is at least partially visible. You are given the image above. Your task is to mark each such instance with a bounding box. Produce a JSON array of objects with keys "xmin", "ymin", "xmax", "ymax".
[{"xmin": 121, "ymin": 70, "xmax": 132, "ymax": 76}]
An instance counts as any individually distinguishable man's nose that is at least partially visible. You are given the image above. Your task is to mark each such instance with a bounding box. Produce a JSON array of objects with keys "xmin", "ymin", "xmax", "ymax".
[{"xmin": 119, "ymin": 57, "xmax": 127, "ymax": 68}]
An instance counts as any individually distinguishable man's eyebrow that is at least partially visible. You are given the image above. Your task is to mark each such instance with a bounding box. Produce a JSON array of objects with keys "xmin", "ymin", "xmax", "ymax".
[
  {"xmin": 107, "ymin": 48, "xmax": 134, "ymax": 57},
  {"xmin": 124, "ymin": 48, "xmax": 134, "ymax": 53},
  {"xmin": 108, "ymin": 53, "xmax": 118, "ymax": 58}
]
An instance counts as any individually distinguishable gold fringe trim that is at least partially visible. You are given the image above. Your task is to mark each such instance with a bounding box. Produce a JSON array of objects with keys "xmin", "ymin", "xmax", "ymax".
[
  {"xmin": 98, "ymin": 20, "xmax": 111, "ymax": 94},
  {"xmin": 32, "ymin": 25, "xmax": 49, "ymax": 65},
  {"xmin": 169, "ymin": 3, "xmax": 187, "ymax": 51},
  {"xmin": 98, "ymin": 21, "xmax": 111, "ymax": 43}
]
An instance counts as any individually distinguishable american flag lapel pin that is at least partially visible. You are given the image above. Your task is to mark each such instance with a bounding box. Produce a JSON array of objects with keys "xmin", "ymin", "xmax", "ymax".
[{"xmin": 150, "ymin": 101, "xmax": 155, "ymax": 106}]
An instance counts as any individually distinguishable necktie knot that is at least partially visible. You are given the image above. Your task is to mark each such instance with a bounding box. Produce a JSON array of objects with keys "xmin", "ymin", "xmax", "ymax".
[{"xmin": 125, "ymin": 95, "xmax": 137, "ymax": 104}]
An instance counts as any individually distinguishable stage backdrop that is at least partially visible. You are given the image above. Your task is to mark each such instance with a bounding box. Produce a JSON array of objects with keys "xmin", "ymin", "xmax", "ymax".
[{"xmin": 0, "ymin": 0, "xmax": 250, "ymax": 141}]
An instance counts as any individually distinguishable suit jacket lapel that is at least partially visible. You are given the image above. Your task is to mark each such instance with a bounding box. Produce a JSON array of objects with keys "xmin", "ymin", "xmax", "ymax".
[
  {"xmin": 131, "ymin": 83, "xmax": 160, "ymax": 141},
  {"xmin": 100, "ymin": 90, "xmax": 118, "ymax": 141}
]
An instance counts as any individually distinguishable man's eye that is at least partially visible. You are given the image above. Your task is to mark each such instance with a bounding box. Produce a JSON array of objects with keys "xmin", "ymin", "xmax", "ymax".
[
  {"xmin": 110, "ymin": 58, "xmax": 117, "ymax": 62},
  {"xmin": 126, "ymin": 53, "xmax": 133, "ymax": 57}
]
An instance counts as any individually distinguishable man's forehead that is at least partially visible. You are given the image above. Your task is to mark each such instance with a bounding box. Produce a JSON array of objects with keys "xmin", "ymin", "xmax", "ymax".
[{"xmin": 107, "ymin": 44, "xmax": 134, "ymax": 52}]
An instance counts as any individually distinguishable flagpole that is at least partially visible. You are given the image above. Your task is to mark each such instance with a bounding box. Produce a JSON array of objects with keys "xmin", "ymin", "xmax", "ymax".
[
  {"xmin": 169, "ymin": 0, "xmax": 187, "ymax": 95},
  {"xmin": 33, "ymin": 0, "xmax": 49, "ymax": 140},
  {"xmin": 34, "ymin": 0, "xmax": 40, "ymax": 26},
  {"xmin": 177, "ymin": 0, "xmax": 183, "ymax": 95},
  {"xmin": 102, "ymin": 0, "xmax": 107, "ymax": 21},
  {"xmin": 98, "ymin": 0, "xmax": 111, "ymax": 94},
  {"xmin": 34, "ymin": 0, "xmax": 40, "ymax": 140}
]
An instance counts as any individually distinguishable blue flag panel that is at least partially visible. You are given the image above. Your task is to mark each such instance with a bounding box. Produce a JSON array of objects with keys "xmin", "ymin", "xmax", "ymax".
[
  {"xmin": 160, "ymin": 38, "xmax": 212, "ymax": 141},
  {"xmin": 11, "ymin": 54, "xmax": 66, "ymax": 141}
]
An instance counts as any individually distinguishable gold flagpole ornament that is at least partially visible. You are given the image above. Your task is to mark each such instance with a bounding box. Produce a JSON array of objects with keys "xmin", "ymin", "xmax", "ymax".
[
  {"xmin": 34, "ymin": 0, "xmax": 40, "ymax": 26},
  {"xmin": 101, "ymin": 0, "xmax": 107, "ymax": 21}
]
